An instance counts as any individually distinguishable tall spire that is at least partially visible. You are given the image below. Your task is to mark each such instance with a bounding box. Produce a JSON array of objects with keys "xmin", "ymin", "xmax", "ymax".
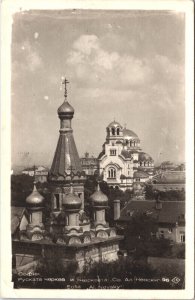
[{"xmin": 48, "ymin": 79, "xmax": 84, "ymax": 183}]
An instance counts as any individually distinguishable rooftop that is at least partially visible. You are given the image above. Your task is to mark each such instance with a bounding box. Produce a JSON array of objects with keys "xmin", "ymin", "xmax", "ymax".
[{"xmin": 119, "ymin": 200, "xmax": 185, "ymax": 224}]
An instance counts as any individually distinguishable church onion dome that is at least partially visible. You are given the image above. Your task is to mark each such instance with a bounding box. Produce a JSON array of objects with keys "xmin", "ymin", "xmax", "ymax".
[
  {"xmin": 134, "ymin": 171, "xmax": 149, "ymax": 179},
  {"xmin": 138, "ymin": 152, "xmax": 153, "ymax": 162},
  {"xmin": 107, "ymin": 121, "xmax": 122, "ymax": 128},
  {"xmin": 26, "ymin": 184, "xmax": 44, "ymax": 206},
  {"xmin": 62, "ymin": 184, "xmax": 82, "ymax": 210},
  {"xmin": 123, "ymin": 128, "xmax": 139, "ymax": 140},
  {"xmin": 57, "ymin": 100, "xmax": 74, "ymax": 118},
  {"xmin": 90, "ymin": 183, "xmax": 108, "ymax": 207}
]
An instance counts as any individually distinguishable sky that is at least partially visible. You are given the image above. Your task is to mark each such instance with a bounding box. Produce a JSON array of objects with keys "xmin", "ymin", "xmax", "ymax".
[{"xmin": 11, "ymin": 9, "xmax": 185, "ymax": 168}]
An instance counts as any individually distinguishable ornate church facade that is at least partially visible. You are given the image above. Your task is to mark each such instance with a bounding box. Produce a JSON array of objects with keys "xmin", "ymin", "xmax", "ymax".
[
  {"xmin": 98, "ymin": 121, "xmax": 154, "ymax": 191},
  {"xmin": 12, "ymin": 79, "xmax": 122, "ymax": 274}
]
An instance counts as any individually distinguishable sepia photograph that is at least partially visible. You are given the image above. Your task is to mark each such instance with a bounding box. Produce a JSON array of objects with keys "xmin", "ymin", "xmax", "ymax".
[{"xmin": 0, "ymin": 0, "xmax": 194, "ymax": 298}]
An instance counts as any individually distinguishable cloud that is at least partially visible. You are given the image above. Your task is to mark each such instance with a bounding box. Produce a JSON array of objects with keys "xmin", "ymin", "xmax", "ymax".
[
  {"xmin": 66, "ymin": 34, "xmax": 154, "ymax": 89},
  {"xmin": 66, "ymin": 34, "xmax": 183, "ymax": 101},
  {"xmin": 23, "ymin": 40, "xmax": 42, "ymax": 72},
  {"xmin": 12, "ymin": 40, "xmax": 42, "ymax": 77}
]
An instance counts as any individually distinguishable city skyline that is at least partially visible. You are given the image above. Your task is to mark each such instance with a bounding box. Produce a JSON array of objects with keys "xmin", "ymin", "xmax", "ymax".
[{"xmin": 12, "ymin": 10, "xmax": 185, "ymax": 168}]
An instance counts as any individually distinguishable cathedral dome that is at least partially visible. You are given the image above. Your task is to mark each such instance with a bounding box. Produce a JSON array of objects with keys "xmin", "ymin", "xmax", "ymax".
[
  {"xmin": 138, "ymin": 152, "xmax": 153, "ymax": 162},
  {"xmin": 90, "ymin": 183, "xmax": 108, "ymax": 207},
  {"xmin": 62, "ymin": 184, "xmax": 82, "ymax": 210},
  {"xmin": 26, "ymin": 184, "xmax": 44, "ymax": 206},
  {"xmin": 57, "ymin": 101, "xmax": 74, "ymax": 118},
  {"xmin": 123, "ymin": 128, "xmax": 139, "ymax": 140},
  {"xmin": 107, "ymin": 121, "xmax": 122, "ymax": 128}
]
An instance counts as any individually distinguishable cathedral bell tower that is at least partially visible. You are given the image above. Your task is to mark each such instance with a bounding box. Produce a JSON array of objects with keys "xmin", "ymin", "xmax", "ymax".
[{"xmin": 48, "ymin": 78, "xmax": 86, "ymax": 212}]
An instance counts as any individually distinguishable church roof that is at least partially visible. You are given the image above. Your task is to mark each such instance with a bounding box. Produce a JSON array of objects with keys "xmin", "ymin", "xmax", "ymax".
[
  {"xmin": 49, "ymin": 131, "xmax": 83, "ymax": 179},
  {"xmin": 121, "ymin": 150, "xmax": 132, "ymax": 159},
  {"xmin": 138, "ymin": 152, "xmax": 153, "ymax": 162},
  {"xmin": 119, "ymin": 200, "xmax": 185, "ymax": 224},
  {"xmin": 107, "ymin": 121, "xmax": 122, "ymax": 128},
  {"xmin": 90, "ymin": 183, "xmax": 108, "ymax": 206},
  {"xmin": 152, "ymin": 171, "xmax": 185, "ymax": 184},
  {"xmin": 62, "ymin": 184, "xmax": 82, "ymax": 210},
  {"xmin": 134, "ymin": 171, "xmax": 149, "ymax": 178},
  {"xmin": 26, "ymin": 184, "xmax": 44, "ymax": 205},
  {"xmin": 58, "ymin": 100, "xmax": 74, "ymax": 115},
  {"xmin": 98, "ymin": 150, "xmax": 105, "ymax": 159},
  {"xmin": 123, "ymin": 128, "xmax": 138, "ymax": 139}
]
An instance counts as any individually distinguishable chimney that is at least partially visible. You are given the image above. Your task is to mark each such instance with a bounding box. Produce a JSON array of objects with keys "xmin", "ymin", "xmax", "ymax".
[{"xmin": 113, "ymin": 199, "xmax": 120, "ymax": 220}]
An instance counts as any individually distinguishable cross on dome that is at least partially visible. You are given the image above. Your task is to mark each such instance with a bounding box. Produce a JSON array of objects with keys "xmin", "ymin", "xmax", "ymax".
[{"xmin": 62, "ymin": 77, "xmax": 69, "ymax": 100}]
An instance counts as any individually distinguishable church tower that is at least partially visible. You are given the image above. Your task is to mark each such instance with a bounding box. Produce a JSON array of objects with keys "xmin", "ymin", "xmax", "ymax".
[{"xmin": 48, "ymin": 78, "xmax": 86, "ymax": 212}]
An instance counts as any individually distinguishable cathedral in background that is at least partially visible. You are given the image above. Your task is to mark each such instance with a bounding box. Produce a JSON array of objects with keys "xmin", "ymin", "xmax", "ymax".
[{"xmin": 98, "ymin": 121, "xmax": 154, "ymax": 191}]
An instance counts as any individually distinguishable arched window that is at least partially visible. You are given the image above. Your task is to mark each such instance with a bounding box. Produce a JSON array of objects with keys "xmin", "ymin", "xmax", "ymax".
[
  {"xmin": 108, "ymin": 167, "xmax": 116, "ymax": 178},
  {"xmin": 54, "ymin": 194, "xmax": 60, "ymax": 209},
  {"xmin": 116, "ymin": 128, "xmax": 120, "ymax": 135},
  {"xmin": 112, "ymin": 127, "xmax": 115, "ymax": 135}
]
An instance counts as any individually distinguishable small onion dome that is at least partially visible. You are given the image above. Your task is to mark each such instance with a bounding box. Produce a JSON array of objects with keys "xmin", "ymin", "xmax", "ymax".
[
  {"xmin": 107, "ymin": 121, "xmax": 122, "ymax": 128},
  {"xmin": 90, "ymin": 183, "xmax": 108, "ymax": 207},
  {"xmin": 26, "ymin": 184, "xmax": 44, "ymax": 206},
  {"xmin": 57, "ymin": 100, "xmax": 74, "ymax": 119},
  {"xmin": 62, "ymin": 184, "xmax": 82, "ymax": 210},
  {"xmin": 123, "ymin": 128, "xmax": 139, "ymax": 140}
]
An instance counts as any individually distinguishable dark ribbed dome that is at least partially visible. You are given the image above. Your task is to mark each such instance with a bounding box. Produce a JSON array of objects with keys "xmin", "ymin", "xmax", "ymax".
[
  {"xmin": 58, "ymin": 100, "xmax": 74, "ymax": 118},
  {"xmin": 26, "ymin": 184, "xmax": 44, "ymax": 205},
  {"xmin": 90, "ymin": 183, "xmax": 108, "ymax": 206},
  {"xmin": 62, "ymin": 184, "xmax": 82, "ymax": 210},
  {"xmin": 138, "ymin": 152, "xmax": 153, "ymax": 162},
  {"xmin": 123, "ymin": 128, "xmax": 138, "ymax": 139}
]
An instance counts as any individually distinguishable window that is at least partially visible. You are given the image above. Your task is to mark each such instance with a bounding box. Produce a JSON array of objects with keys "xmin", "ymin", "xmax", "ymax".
[
  {"xmin": 110, "ymin": 149, "xmax": 116, "ymax": 156},
  {"xmin": 136, "ymin": 178, "xmax": 140, "ymax": 182},
  {"xmin": 108, "ymin": 168, "xmax": 116, "ymax": 178},
  {"xmin": 159, "ymin": 230, "xmax": 164, "ymax": 238},
  {"xmin": 116, "ymin": 128, "xmax": 120, "ymax": 135},
  {"xmin": 168, "ymin": 228, "xmax": 173, "ymax": 233},
  {"xmin": 112, "ymin": 128, "xmax": 115, "ymax": 135},
  {"xmin": 180, "ymin": 231, "xmax": 185, "ymax": 243},
  {"xmin": 55, "ymin": 194, "xmax": 60, "ymax": 209}
]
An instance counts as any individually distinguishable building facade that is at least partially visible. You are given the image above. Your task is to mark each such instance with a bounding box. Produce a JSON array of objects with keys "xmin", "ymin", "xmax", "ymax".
[
  {"xmin": 80, "ymin": 152, "xmax": 99, "ymax": 176},
  {"xmin": 117, "ymin": 199, "xmax": 185, "ymax": 244},
  {"xmin": 22, "ymin": 166, "xmax": 48, "ymax": 183},
  {"xmin": 148, "ymin": 171, "xmax": 185, "ymax": 191},
  {"xmin": 98, "ymin": 121, "xmax": 154, "ymax": 191}
]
